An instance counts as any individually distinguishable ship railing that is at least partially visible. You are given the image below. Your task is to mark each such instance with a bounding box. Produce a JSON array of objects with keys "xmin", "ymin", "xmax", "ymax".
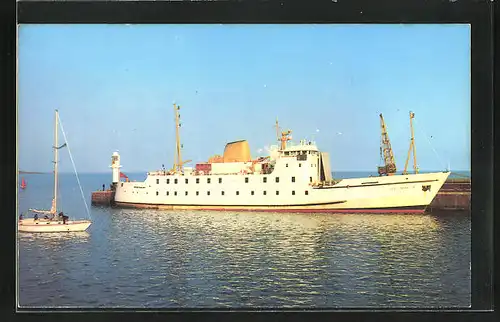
[{"xmin": 147, "ymin": 170, "xmax": 177, "ymax": 176}]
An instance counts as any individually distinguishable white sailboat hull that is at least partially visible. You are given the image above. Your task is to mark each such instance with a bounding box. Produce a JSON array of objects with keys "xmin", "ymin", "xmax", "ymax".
[{"xmin": 18, "ymin": 219, "xmax": 92, "ymax": 233}]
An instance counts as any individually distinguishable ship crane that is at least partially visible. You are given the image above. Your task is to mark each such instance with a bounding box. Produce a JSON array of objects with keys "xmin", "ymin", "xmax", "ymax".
[
  {"xmin": 275, "ymin": 118, "xmax": 292, "ymax": 150},
  {"xmin": 403, "ymin": 111, "xmax": 418, "ymax": 175},
  {"xmin": 377, "ymin": 113, "xmax": 397, "ymax": 176}
]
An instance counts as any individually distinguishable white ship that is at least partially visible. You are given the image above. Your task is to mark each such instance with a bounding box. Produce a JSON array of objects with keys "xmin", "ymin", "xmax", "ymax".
[{"xmin": 112, "ymin": 105, "xmax": 450, "ymax": 213}]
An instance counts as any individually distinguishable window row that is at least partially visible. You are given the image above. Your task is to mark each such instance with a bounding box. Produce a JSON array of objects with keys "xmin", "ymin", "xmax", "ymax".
[
  {"xmin": 284, "ymin": 163, "xmax": 316, "ymax": 168},
  {"xmin": 156, "ymin": 176, "xmax": 314, "ymax": 185},
  {"xmin": 155, "ymin": 190, "xmax": 310, "ymax": 196},
  {"xmin": 284, "ymin": 151, "xmax": 318, "ymax": 156}
]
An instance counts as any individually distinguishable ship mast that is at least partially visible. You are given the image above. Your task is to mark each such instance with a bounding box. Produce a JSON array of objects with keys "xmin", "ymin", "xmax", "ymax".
[
  {"xmin": 275, "ymin": 117, "xmax": 280, "ymax": 143},
  {"xmin": 275, "ymin": 119, "xmax": 292, "ymax": 150},
  {"xmin": 377, "ymin": 113, "xmax": 397, "ymax": 176},
  {"xmin": 53, "ymin": 109, "xmax": 59, "ymax": 213},
  {"xmin": 403, "ymin": 111, "xmax": 418, "ymax": 174},
  {"xmin": 174, "ymin": 103, "xmax": 183, "ymax": 174}
]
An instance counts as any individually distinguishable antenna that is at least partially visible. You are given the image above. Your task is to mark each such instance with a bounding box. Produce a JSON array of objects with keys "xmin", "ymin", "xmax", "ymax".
[{"xmin": 275, "ymin": 117, "xmax": 280, "ymax": 143}]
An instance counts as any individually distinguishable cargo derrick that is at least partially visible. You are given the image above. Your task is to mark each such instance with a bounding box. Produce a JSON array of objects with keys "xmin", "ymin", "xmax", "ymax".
[
  {"xmin": 377, "ymin": 114, "xmax": 397, "ymax": 176},
  {"xmin": 171, "ymin": 103, "xmax": 191, "ymax": 174},
  {"xmin": 403, "ymin": 111, "xmax": 418, "ymax": 175},
  {"xmin": 275, "ymin": 118, "xmax": 292, "ymax": 150}
]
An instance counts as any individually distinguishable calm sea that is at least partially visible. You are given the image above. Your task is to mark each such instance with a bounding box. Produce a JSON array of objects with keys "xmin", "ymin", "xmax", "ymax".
[{"xmin": 17, "ymin": 172, "xmax": 471, "ymax": 308}]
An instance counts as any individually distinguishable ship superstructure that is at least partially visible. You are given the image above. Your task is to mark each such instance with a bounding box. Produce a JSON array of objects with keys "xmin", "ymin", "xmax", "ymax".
[{"xmin": 112, "ymin": 106, "xmax": 450, "ymax": 213}]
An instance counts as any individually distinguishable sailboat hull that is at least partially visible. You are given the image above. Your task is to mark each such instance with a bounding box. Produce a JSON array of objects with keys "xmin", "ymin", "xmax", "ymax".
[{"xmin": 18, "ymin": 219, "xmax": 91, "ymax": 233}]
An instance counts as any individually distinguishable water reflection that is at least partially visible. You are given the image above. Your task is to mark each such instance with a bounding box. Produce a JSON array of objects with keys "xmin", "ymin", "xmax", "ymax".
[{"xmin": 18, "ymin": 209, "xmax": 470, "ymax": 308}]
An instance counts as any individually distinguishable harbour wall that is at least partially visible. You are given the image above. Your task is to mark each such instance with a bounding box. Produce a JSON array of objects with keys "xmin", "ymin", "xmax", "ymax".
[
  {"xmin": 428, "ymin": 178, "xmax": 470, "ymax": 212},
  {"xmin": 91, "ymin": 190, "xmax": 115, "ymax": 206}
]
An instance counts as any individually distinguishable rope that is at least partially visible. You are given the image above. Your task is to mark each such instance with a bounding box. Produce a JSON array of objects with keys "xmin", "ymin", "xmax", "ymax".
[
  {"xmin": 413, "ymin": 118, "xmax": 448, "ymax": 171},
  {"xmin": 57, "ymin": 113, "xmax": 92, "ymax": 221}
]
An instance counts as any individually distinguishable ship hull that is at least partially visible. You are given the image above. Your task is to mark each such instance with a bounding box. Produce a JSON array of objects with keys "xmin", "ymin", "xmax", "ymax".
[
  {"xmin": 114, "ymin": 171, "xmax": 450, "ymax": 214},
  {"xmin": 18, "ymin": 219, "xmax": 92, "ymax": 233},
  {"xmin": 114, "ymin": 202, "xmax": 426, "ymax": 213}
]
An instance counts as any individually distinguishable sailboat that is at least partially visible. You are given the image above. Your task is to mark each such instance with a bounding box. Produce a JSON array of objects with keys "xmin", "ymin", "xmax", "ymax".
[
  {"xmin": 20, "ymin": 178, "xmax": 26, "ymax": 189},
  {"xmin": 18, "ymin": 110, "xmax": 92, "ymax": 233}
]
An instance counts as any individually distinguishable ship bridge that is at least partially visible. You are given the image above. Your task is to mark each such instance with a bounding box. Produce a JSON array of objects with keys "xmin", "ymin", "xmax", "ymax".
[
  {"xmin": 277, "ymin": 139, "xmax": 332, "ymax": 183},
  {"xmin": 281, "ymin": 139, "xmax": 320, "ymax": 158}
]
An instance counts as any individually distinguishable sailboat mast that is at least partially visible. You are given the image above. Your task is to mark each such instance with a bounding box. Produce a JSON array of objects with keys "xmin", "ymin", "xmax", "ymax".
[{"xmin": 53, "ymin": 110, "xmax": 59, "ymax": 213}]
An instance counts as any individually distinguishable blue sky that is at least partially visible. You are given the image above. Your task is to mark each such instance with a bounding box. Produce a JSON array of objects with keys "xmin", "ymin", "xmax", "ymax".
[{"xmin": 18, "ymin": 24, "xmax": 470, "ymax": 173}]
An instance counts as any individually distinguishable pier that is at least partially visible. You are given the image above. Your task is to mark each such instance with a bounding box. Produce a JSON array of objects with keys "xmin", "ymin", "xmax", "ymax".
[
  {"xmin": 428, "ymin": 178, "xmax": 470, "ymax": 212},
  {"xmin": 91, "ymin": 190, "xmax": 115, "ymax": 206}
]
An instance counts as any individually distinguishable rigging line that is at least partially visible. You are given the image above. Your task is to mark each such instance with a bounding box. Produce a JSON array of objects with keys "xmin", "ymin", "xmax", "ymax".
[
  {"xmin": 413, "ymin": 118, "xmax": 447, "ymax": 171},
  {"xmin": 57, "ymin": 173, "xmax": 62, "ymax": 213},
  {"xmin": 57, "ymin": 113, "xmax": 92, "ymax": 221}
]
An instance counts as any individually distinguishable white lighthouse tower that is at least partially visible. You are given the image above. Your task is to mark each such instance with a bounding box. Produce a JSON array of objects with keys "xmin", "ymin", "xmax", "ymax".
[{"xmin": 110, "ymin": 151, "xmax": 122, "ymax": 184}]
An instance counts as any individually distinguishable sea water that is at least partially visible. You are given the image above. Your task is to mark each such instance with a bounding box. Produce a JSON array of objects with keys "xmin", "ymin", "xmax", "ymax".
[{"xmin": 17, "ymin": 172, "xmax": 471, "ymax": 308}]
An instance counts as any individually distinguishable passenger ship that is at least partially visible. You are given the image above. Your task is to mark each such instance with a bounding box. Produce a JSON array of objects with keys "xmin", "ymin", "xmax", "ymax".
[{"xmin": 111, "ymin": 105, "xmax": 450, "ymax": 213}]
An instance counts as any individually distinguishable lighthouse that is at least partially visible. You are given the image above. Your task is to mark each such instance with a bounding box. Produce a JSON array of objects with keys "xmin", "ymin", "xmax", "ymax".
[{"xmin": 110, "ymin": 151, "xmax": 122, "ymax": 185}]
